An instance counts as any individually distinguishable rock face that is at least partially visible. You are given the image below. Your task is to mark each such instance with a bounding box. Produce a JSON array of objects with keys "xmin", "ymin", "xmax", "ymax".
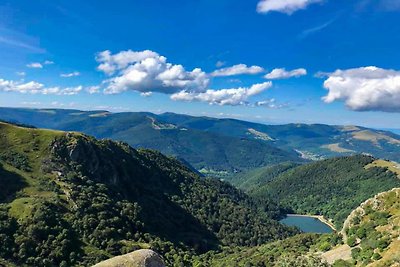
[{"xmin": 92, "ymin": 249, "xmax": 165, "ymax": 267}]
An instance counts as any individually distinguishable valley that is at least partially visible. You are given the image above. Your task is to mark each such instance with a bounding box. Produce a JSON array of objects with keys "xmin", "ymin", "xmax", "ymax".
[{"xmin": 0, "ymin": 114, "xmax": 400, "ymax": 266}]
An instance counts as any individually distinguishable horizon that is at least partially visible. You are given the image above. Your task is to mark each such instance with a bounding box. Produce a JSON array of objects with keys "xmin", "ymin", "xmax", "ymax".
[
  {"xmin": 1, "ymin": 106, "xmax": 400, "ymax": 134},
  {"xmin": 1, "ymin": 0, "xmax": 400, "ymax": 128}
]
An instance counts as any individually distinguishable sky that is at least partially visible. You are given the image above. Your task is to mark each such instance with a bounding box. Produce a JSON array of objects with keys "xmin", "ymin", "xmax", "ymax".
[{"xmin": 1, "ymin": 0, "xmax": 400, "ymax": 128}]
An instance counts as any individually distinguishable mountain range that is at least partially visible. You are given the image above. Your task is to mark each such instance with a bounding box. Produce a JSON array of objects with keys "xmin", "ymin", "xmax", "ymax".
[
  {"xmin": 1, "ymin": 119, "xmax": 400, "ymax": 266},
  {"xmin": 1, "ymin": 107, "xmax": 400, "ymax": 176}
]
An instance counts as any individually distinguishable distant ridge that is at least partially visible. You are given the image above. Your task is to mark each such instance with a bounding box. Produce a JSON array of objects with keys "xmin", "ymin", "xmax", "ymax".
[{"xmin": 1, "ymin": 107, "xmax": 400, "ymax": 174}]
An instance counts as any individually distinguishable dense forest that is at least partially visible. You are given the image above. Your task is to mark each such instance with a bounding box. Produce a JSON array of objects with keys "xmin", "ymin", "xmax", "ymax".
[
  {"xmin": 225, "ymin": 162, "xmax": 299, "ymax": 192},
  {"xmin": 0, "ymin": 122, "xmax": 297, "ymax": 266},
  {"xmin": 249, "ymin": 155, "xmax": 400, "ymax": 228}
]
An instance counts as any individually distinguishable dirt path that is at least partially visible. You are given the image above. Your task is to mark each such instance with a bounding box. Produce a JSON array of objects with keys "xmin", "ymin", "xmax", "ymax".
[{"xmin": 321, "ymin": 244, "xmax": 352, "ymax": 264}]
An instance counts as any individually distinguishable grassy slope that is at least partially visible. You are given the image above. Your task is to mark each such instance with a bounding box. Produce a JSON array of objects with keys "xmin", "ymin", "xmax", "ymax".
[{"xmin": 0, "ymin": 122, "xmax": 65, "ymax": 220}]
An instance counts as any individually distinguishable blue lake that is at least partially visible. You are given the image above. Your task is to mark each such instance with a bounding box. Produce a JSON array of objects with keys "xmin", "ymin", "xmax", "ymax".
[{"xmin": 280, "ymin": 215, "xmax": 333, "ymax": 233}]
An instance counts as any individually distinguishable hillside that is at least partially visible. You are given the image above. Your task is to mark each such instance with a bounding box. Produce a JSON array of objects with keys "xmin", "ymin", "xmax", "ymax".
[
  {"xmin": 2, "ymin": 108, "xmax": 400, "ymax": 174},
  {"xmin": 248, "ymin": 155, "xmax": 400, "ymax": 228},
  {"xmin": 0, "ymin": 108, "xmax": 301, "ymax": 174},
  {"xmin": 0, "ymin": 122, "xmax": 297, "ymax": 266},
  {"xmin": 330, "ymin": 188, "xmax": 400, "ymax": 266},
  {"xmin": 225, "ymin": 162, "xmax": 300, "ymax": 192},
  {"xmin": 198, "ymin": 233, "xmax": 343, "ymax": 266}
]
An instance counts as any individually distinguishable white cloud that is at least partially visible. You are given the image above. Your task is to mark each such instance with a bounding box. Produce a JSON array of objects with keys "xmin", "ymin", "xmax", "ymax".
[
  {"xmin": 21, "ymin": 101, "xmax": 41, "ymax": 106},
  {"xmin": 60, "ymin": 71, "xmax": 80, "ymax": 78},
  {"xmin": 170, "ymin": 82, "xmax": 272, "ymax": 106},
  {"xmin": 255, "ymin": 98, "xmax": 289, "ymax": 109},
  {"xmin": 16, "ymin": 71, "xmax": 26, "ymax": 76},
  {"xmin": 211, "ymin": 64, "xmax": 264, "ymax": 77},
  {"xmin": 26, "ymin": 60, "xmax": 53, "ymax": 69},
  {"xmin": 140, "ymin": 92, "xmax": 153, "ymax": 97},
  {"xmin": 96, "ymin": 50, "xmax": 159, "ymax": 75},
  {"xmin": 86, "ymin": 86, "xmax": 101, "ymax": 94},
  {"xmin": 26, "ymin": 62, "xmax": 43, "ymax": 69},
  {"xmin": 257, "ymin": 0, "xmax": 322, "ymax": 14},
  {"xmin": 215, "ymin": 61, "xmax": 226, "ymax": 68},
  {"xmin": 322, "ymin": 66, "xmax": 400, "ymax": 112},
  {"xmin": 0, "ymin": 78, "xmax": 82, "ymax": 95},
  {"xmin": 96, "ymin": 49, "xmax": 209, "ymax": 94},
  {"xmin": 264, "ymin": 68, "xmax": 307, "ymax": 79}
]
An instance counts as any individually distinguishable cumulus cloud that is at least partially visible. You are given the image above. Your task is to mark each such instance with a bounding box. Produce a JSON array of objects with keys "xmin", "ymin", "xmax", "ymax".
[
  {"xmin": 44, "ymin": 60, "xmax": 54, "ymax": 65},
  {"xmin": 96, "ymin": 49, "xmax": 209, "ymax": 94},
  {"xmin": 211, "ymin": 64, "xmax": 264, "ymax": 77},
  {"xmin": 60, "ymin": 71, "xmax": 80, "ymax": 78},
  {"xmin": 26, "ymin": 62, "xmax": 43, "ymax": 69},
  {"xmin": 170, "ymin": 82, "xmax": 272, "ymax": 106},
  {"xmin": 322, "ymin": 66, "xmax": 400, "ymax": 112},
  {"xmin": 0, "ymin": 78, "xmax": 82, "ymax": 95},
  {"xmin": 257, "ymin": 0, "xmax": 322, "ymax": 14},
  {"xmin": 264, "ymin": 68, "xmax": 307, "ymax": 79}
]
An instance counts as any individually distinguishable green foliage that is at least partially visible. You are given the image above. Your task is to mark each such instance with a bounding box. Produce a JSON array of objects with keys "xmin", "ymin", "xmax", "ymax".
[
  {"xmin": 332, "ymin": 259, "xmax": 353, "ymax": 267},
  {"xmin": 225, "ymin": 162, "xmax": 299, "ymax": 192},
  {"xmin": 0, "ymin": 123, "xmax": 298, "ymax": 266},
  {"xmin": 250, "ymin": 155, "xmax": 400, "ymax": 228},
  {"xmin": 345, "ymin": 195, "xmax": 397, "ymax": 265},
  {"xmin": 346, "ymin": 236, "xmax": 357, "ymax": 247},
  {"xmin": 197, "ymin": 234, "xmax": 329, "ymax": 266},
  {"xmin": 0, "ymin": 151, "xmax": 31, "ymax": 171}
]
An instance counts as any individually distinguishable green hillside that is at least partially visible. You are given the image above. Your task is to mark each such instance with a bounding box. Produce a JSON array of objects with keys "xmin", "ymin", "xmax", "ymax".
[
  {"xmin": 225, "ymin": 162, "xmax": 299, "ymax": 192},
  {"xmin": 2, "ymin": 107, "xmax": 400, "ymax": 176},
  {"xmin": 339, "ymin": 188, "xmax": 400, "ymax": 266},
  {"xmin": 198, "ymin": 233, "xmax": 341, "ymax": 267},
  {"xmin": 249, "ymin": 155, "xmax": 400, "ymax": 228},
  {"xmin": 0, "ymin": 122, "xmax": 297, "ymax": 266},
  {"xmin": 0, "ymin": 108, "xmax": 301, "ymax": 174}
]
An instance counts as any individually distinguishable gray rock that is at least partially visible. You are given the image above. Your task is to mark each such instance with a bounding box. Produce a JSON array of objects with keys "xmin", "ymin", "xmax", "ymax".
[{"xmin": 92, "ymin": 249, "xmax": 165, "ymax": 267}]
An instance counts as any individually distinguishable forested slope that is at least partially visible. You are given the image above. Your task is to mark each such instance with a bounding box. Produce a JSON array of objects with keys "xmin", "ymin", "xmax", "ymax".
[
  {"xmin": 249, "ymin": 155, "xmax": 400, "ymax": 228},
  {"xmin": 0, "ymin": 122, "xmax": 296, "ymax": 266}
]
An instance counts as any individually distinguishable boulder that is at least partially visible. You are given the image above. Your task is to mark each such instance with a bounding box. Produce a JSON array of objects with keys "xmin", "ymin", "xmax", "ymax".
[{"xmin": 92, "ymin": 249, "xmax": 165, "ymax": 267}]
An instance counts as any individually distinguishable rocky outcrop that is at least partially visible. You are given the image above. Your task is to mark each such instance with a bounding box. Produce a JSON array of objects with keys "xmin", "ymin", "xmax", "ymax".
[{"xmin": 92, "ymin": 249, "xmax": 165, "ymax": 267}]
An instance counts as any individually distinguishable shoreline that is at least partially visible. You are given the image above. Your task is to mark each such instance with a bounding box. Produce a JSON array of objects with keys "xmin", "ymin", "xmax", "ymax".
[{"xmin": 285, "ymin": 214, "xmax": 337, "ymax": 231}]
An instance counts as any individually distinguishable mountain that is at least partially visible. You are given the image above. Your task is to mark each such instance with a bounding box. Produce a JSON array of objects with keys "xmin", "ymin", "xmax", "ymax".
[
  {"xmin": 2, "ymin": 108, "xmax": 400, "ymax": 175},
  {"xmin": 0, "ymin": 107, "xmax": 301, "ymax": 175},
  {"xmin": 247, "ymin": 155, "xmax": 400, "ymax": 229},
  {"xmin": 0, "ymin": 122, "xmax": 296, "ymax": 267}
]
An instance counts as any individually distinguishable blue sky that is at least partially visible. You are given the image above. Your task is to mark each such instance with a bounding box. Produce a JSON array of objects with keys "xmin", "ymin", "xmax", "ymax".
[{"xmin": 1, "ymin": 0, "xmax": 400, "ymax": 128}]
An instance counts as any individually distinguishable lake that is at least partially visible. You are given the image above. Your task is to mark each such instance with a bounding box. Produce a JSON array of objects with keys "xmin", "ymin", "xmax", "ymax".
[{"xmin": 280, "ymin": 215, "xmax": 333, "ymax": 233}]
